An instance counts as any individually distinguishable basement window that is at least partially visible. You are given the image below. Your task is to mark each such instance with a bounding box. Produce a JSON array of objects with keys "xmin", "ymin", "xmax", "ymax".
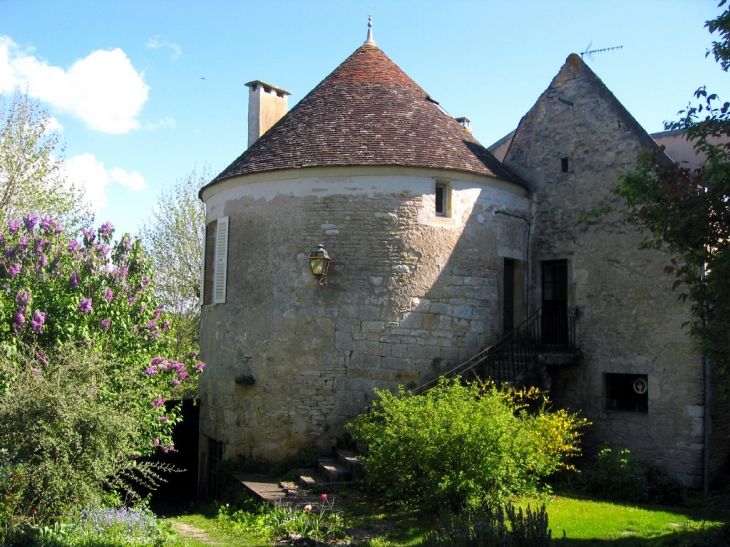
[
  {"xmin": 561, "ymin": 157, "xmax": 569, "ymax": 173},
  {"xmin": 606, "ymin": 373, "xmax": 648, "ymax": 413},
  {"xmin": 435, "ymin": 182, "xmax": 450, "ymax": 217}
]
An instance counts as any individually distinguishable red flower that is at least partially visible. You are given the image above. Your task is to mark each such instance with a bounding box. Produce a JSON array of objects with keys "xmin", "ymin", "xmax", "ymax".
[{"xmin": 321, "ymin": 493, "xmax": 328, "ymax": 500}]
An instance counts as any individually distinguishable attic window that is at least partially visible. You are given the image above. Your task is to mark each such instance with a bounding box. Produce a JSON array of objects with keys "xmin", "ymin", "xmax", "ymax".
[
  {"xmin": 435, "ymin": 182, "xmax": 450, "ymax": 217},
  {"xmin": 561, "ymin": 157, "xmax": 569, "ymax": 173},
  {"xmin": 606, "ymin": 373, "xmax": 648, "ymax": 413}
]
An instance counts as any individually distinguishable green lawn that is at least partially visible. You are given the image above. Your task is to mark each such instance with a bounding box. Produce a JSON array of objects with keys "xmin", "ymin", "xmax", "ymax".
[
  {"xmin": 546, "ymin": 494, "xmax": 727, "ymax": 546},
  {"xmin": 164, "ymin": 493, "xmax": 729, "ymax": 547}
]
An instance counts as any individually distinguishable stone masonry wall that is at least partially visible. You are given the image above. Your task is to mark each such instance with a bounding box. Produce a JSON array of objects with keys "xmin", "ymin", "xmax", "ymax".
[
  {"xmin": 505, "ymin": 54, "xmax": 714, "ymax": 487},
  {"xmin": 199, "ymin": 172, "xmax": 529, "ymax": 461}
]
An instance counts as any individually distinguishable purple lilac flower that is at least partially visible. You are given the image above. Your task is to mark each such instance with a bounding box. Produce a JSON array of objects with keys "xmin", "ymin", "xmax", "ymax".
[
  {"xmin": 127, "ymin": 294, "xmax": 138, "ymax": 306},
  {"xmin": 149, "ymin": 329, "xmax": 160, "ymax": 339},
  {"xmin": 82, "ymin": 227, "xmax": 95, "ymax": 243},
  {"xmin": 4, "ymin": 246, "xmax": 15, "ymax": 259},
  {"xmin": 8, "ymin": 220, "xmax": 20, "ymax": 235},
  {"xmin": 39, "ymin": 253, "xmax": 48, "ymax": 267},
  {"xmin": 144, "ymin": 365, "xmax": 158, "ymax": 376},
  {"xmin": 194, "ymin": 361, "xmax": 207, "ymax": 371},
  {"xmin": 103, "ymin": 287, "xmax": 113, "ymax": 302},
  {"xmin": 33, "ymin": 238, "xmax": 44, "ymax": 252},
  {"xmin": 151, "ymin": 397, "xmax": 166, "ymax": 408},
  {"xmin": 23, "ymin": 213, "xmax": 38, "ymax": 232},
  {"xmin": 32, "ymin": 368, "xmax": 42, "ymax": 376},
  {"xmin": 153, "ymin": 306, "xmax": 163, "ymax": 320},
  {"xmin": 0, "ymin": 232, "xmax": 4, "ymax": 245},
  {"xmin": 141, "ymin": 278, "xmax": 150, "ymax": 290},
  {"xmin": 138, "ymin": 304, "xmax": 145, "ymax": 315},
  {"xmin": 100, "ymin": 318, "xmax": 111, "ymax": 331},
  {"xmin": 13, "ymin": 311, "xmax": 25, "ymax": 326},
  {"xmin": 145, "ymin": 319, "xmax": 156, "ymax": 329},
  {"xmin": 78, "ymin": 297, "xmax": 93, "ymax": 314},
  {"xmin": 18, "ymin": 236, "xmax": 29, "ymax": 250},
  {"xmin": 29, "ymin": 310, "xmax": 47, "ymax": 334},
  {"xmin": 171, "ymin": 379, "xmax": 181, "ymax": 387},
  {"xmin": 162, "ymin": 445, "xmax": 174, "ymax": 453},
  {"xmin": 158, "ymin": 416, "xmax": 169, "ymax": 423},
  {"xmin": 153, "ymin": 438, "xmax": 160, "ymax": 446},
  {"xmin": 177, "ymin": 369, "xmax": 189, "ymax": 381},
  {"xmin": 40, "ymin": 216, "xmax": 54, "ymax": 233},
  {"xmin": 16, "ymin": 291, "xmax": 31, "ymax": 308},
  {"xmin": 150, "ymin": 356, "xmax": 165, "ymax": 366},
  {"xmin": 69, "ymin": 271, "xmax": 80, "ymax": 288},
  {"xmin": 99, "ymin": 221, "xmax": 113, "ymax": 238},
  {"xmin": 162, "ymin": 321, "xmax": 171, "ymax": 332},
  {"xmin": 38, "ymin": 349, "xmax": 47, "ymax": 365},
  {"xmin": 67, "ymin": 241, "xmax": 79, "ymax": 253},
  {"xmin": 8, "ymin": 263, "xmax": 21, "ymax": 277}
]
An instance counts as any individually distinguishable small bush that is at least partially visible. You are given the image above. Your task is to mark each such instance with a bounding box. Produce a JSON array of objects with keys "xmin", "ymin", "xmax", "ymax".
[
  {"xmin": 581, "ymin": 444, "xmax": 686, "ymax": 506},
  {"xmin": 350, "ymin": 378, "xmax": 587, "ymax": 513},
  {"xmin": 270, "ymin": 448, "xmax": 321, "ymax": 478},
  {"xmin": 422, "ymin": 503, "xmax": 551, "ymax": 547}
]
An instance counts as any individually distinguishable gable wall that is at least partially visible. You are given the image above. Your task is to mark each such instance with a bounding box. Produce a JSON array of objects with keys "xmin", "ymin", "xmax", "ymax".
[{"xmin": 505, "ymin": 56, "xmax": 710, "ymax": 487}]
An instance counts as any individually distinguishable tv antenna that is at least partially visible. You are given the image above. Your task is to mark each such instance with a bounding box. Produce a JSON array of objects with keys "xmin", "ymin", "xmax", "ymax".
[{"xmin": 580, "ymin": 42, "xmax": 623, "ymax": 62}]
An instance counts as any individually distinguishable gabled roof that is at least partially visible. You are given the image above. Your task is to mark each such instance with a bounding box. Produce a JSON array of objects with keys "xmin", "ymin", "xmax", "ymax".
[
  {"xmin": 504, "ymin": 54, "xmax": 670, "ymax": 167},
  {"xmin": 208, "ymin": 44, "xmax": 526, "ymax": 189}
]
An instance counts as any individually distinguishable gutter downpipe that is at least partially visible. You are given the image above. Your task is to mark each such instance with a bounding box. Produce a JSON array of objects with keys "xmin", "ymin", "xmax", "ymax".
[{"xmin": 702, "ymin": 262, "xmax": 710, "ymax": 498}]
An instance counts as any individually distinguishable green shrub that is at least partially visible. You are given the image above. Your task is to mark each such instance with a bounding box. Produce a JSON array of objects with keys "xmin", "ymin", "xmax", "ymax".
[
  {"xmin": 583, "ymin": 444, "xmax": 687, "ymax": 506},
  {"xmin": 349, "ymin": 378, "xmax": 588, "ymax": 513},
  {"xmin": 422, "ymin": 503, "xmax": 551, "ymax": 547},
  {"xmin": 0, "ymin": 344, "xmax": 178, "ymax": 522},
  {"xmin": 270, "ymin": 448, "xmax": 321, "ymax": 477}
]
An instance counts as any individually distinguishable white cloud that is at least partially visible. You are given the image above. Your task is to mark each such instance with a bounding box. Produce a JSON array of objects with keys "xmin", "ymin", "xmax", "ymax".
[
  {"xmin": 146, "ymin": 36, "xmax": 181, "ymax": 59},
  {"xmin": 64, "ymin": 153, "xmax": 146, "ymax": 212},
  {"xmin": 0, "ymin": 36, "xmax": 148, "ymax": 133},
  {"xmin": 46, "ymin": 116, "xmax": 63, "ymax": 133}
]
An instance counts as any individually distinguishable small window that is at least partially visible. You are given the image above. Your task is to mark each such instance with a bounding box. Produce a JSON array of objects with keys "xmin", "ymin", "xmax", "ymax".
[
  {"xmin": 606, "ymin": 373, "xmax": 648, "ymax": 413},
  {"xmin": 561, "ymin": 157, "xmax": 569, "ymax": 173},
  {"xmin": 435, "ymin": 182, "xmax": 449, "ymax": 217}
]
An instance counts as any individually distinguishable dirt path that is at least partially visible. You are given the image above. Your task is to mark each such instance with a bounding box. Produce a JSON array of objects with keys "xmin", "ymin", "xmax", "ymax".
[{"xmin": 169, "ymin": 520, "xmax": 224, "ymax": 546}]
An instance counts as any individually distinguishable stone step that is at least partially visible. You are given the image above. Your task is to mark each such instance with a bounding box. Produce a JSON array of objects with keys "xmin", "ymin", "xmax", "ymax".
[
  {"xmin": 298, "ymin": 473, "xmax": 323, "ymax": 489},
  {"xmin": 336, "ymin": 449, "xmax": 364, "ymax": 478},
  {"xmin": 318, "ymin": 458, "xmax": 352, "ymax": 482}
]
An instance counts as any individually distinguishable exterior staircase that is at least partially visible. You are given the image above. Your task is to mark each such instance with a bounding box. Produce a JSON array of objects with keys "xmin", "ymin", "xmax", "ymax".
[{"xmin": 413, "ymin": 306, "xmax": 583, "ymax": 394}]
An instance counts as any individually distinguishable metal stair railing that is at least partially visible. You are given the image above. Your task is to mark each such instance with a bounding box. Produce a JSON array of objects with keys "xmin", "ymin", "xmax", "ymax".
[{"xmin": 411, "ymin": 306, "xmax": 577, "ymax": 394}]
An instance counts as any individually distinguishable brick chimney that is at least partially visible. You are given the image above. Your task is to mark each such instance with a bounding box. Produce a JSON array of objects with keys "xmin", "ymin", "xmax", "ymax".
[{"xmin": 246, "ymin": 80, "xmax": 291, "ymax": 148}]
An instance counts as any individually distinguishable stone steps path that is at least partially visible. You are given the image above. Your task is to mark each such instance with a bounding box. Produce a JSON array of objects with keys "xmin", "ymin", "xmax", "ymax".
[{"xmin": 235, "ymin": 448, "xmax": 363, "ymax": 510}]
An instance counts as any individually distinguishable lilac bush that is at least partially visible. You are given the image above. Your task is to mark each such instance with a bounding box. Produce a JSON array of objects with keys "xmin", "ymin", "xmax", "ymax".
[{"xmin": 0, "ymin": 216, "xmax": 205, "ymax": 521}]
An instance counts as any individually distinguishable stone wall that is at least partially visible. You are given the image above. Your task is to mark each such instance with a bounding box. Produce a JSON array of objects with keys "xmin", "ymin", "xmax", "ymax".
[
  {"xmin": 505, "ymin": 54, "xmax": 714, "ymax": 487},
  {"xmin": 199, "ymin": 168, "xmax": 529, "ymax": 461}
]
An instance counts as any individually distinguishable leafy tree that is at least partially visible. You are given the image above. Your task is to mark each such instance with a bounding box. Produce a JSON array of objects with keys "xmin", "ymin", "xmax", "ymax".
[
  {"xmin": 141, "ymin": 168, "xmax": 208, "ymax": 359},
  {"xmin": 350, "ymin": 379, "xmax": 587, "ymax": 513},
  {"xmin": 605, "ymin": 2, "xmax": 730, "ymax": 385},
  {"xmin": 0, "ymin": 91, "xmax": 92, "ymax": 230}
]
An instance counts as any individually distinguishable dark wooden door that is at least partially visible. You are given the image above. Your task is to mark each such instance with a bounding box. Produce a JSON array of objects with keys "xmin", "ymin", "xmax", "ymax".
[{"xmin": 542, "ymin": 260, "xmax": 568, "ymax": 345}]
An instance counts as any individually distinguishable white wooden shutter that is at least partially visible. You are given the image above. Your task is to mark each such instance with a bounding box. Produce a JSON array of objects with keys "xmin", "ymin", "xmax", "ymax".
[
  {"xmin": 200, "ymin": 226, "xmax": 207, "ymax": 306},
  {"xmin": 213, "ymin": 216, "xmax": 229, "ymax": 304}
]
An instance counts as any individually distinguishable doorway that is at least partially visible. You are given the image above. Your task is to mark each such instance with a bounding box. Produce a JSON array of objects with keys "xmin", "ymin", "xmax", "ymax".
[{"xmin": 541, "ymin": 260, "xmax": 568, "ymax": 345}]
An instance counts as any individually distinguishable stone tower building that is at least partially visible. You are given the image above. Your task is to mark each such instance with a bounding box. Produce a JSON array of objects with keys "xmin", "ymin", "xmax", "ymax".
[{"xmin": 198, "ymin": 32, "xmax": 727, "ymax": 490}]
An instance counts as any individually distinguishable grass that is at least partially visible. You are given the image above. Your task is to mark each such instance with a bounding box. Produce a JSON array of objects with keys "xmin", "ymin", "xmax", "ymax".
[
  {"xmin": 159, "ymin": 490, "xmax": 730, "ymax": 546},
  {"xmin": 545, "ymin": 494, "xmax": 727, "ymax": 545}
]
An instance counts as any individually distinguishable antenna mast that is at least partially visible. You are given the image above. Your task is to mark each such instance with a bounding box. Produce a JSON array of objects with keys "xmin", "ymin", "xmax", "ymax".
[{"xmin": 581, "ymin": 43, "xmax": 624, "ymax": 60}]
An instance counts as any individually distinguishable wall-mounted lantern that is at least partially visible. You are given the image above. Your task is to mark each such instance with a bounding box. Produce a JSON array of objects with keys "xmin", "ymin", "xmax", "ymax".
[{"xmin": 309, "ymin": 244, "xmax": 331, "ymax": 285}]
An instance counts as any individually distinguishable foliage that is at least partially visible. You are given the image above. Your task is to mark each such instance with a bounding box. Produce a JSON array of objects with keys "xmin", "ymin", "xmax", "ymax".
[
  {"xmin": 140, "ymin": 168, "xmax": 207, "ymax": 364},
  {"xmin": 1, "ymin": 505, "xmax": 176, "ymax": 547},
  {"xmin": 349, "ymin": 378, "xmax": 588, "ymax": 513},
  {"xmin": 216, "ymin": 493, "xmax": 347, "ymax": 544},
  {"xmin": 422, "ymin": 503, "xmax": 551, "ymax": 547},
  {"xmin": 0, "ymin": 344, "xmax": 182, "ymax": 521},
  {"xmin": 551, "ymin": 444, "xmax": 686, "ymax": 506},
  {"xmin": 0, "ymin": 216, "xmax": 205, "ymax": 395},
  {"xmin": 0, "ymin": 91, "xmax": 92, "ymax": 231},
  {"xmin": 0, "ymin": 218, "xmax": 205, "ymax": 522},
  {"xmin": 587, "ymin": 2, "xmax": 730, "ymax": 387}
]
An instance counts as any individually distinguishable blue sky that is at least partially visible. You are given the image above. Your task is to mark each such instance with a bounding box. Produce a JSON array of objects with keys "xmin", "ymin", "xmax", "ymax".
[{"xmin": 0, "ymin": 0, "xmax": 726, "ymax": 237}]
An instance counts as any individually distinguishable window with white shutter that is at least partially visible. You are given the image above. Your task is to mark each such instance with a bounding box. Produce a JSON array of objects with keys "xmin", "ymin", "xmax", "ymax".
[{"xmin": 213, "ymin": 216, "xmax": 229, "ymax": 304}]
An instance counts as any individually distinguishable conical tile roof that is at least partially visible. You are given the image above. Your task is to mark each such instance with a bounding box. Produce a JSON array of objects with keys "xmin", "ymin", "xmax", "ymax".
[{"xmin": 210, "ymin": 44, "xmax": 525, "ymax": 187}]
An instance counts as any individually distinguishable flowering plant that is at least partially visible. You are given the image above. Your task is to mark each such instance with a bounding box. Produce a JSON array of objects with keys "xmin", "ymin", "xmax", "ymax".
[{"xmin": 0, "ymin": 217, "xmax": 204, "ymax": 521}]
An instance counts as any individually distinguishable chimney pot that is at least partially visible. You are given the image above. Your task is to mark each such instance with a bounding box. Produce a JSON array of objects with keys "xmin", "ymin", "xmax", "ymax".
[{"xmin": 245, "ymin": 80, "xmax": 292, "ymax": 148}]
